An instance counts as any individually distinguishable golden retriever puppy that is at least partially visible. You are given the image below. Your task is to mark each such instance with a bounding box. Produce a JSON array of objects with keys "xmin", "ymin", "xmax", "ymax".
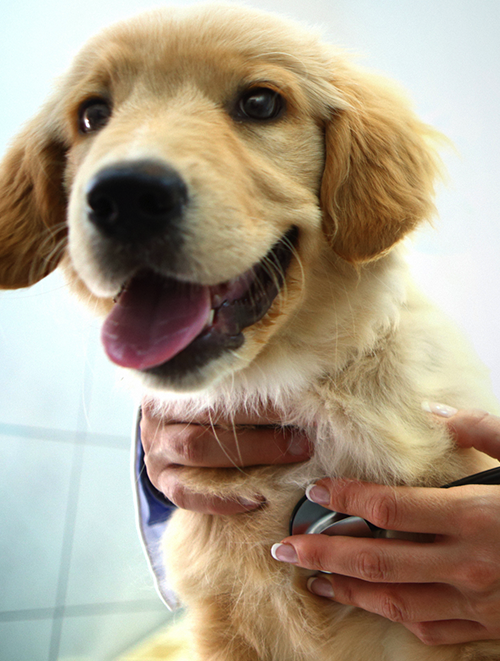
[{"xmin": 0, "ymin": 4, "xmax": 499, "ymax": 660}]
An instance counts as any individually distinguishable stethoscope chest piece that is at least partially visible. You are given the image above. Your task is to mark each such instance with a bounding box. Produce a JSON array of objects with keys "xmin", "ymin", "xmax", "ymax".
[{"xmin": 289, "ymin": 495, "xmax": 382, "ymax": 538}]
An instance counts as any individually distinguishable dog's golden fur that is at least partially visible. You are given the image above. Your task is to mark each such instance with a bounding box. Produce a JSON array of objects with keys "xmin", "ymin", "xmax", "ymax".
[{"xmin": 1, "ymin": 4, "xmax": 499, "ymax": 659}]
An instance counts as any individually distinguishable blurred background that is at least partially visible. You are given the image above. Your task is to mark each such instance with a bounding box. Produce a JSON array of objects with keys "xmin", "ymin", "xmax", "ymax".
[{"xmin": 0, "ymin": 0, "xmax": 499, "ymax": 659}]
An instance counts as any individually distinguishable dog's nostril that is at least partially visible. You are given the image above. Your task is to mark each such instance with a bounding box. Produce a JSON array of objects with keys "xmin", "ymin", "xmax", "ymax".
[
  {"xmin": 85, "ymin": 160, "xmax": 188, "ymax": 243},
  {"xmin": 88, "ymin": 194, "xmax": 118, "ymax": 223}
]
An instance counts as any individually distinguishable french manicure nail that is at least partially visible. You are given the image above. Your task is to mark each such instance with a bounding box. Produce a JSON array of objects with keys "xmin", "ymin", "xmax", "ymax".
[
  {"xmin": 305, "ymin": 484, "xmax": 330, "ymax": 506},
  {"xmin": 271, "ymin": 543, "xmax": 298, "ymax": 563},
  {"xmin": 421, "ymin": 401, "xmax": 458, "ymax": 418}
]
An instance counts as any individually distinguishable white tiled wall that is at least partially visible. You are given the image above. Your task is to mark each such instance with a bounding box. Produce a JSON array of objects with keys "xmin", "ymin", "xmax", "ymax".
[{"xmin": 0, "ymin": 272, "xmax": 172, "ymax": 661}]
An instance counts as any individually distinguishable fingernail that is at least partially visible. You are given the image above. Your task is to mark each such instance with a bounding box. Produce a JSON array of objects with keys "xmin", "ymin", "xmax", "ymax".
[
  {"xmin": 307, "ymin": 576, "xmax": 335, "ymax": 599},
  {"xmin": 287, "ymin": 432, "xmax": 310, "ymax": 457},
  {"xmin": 305, "ymin": 484, "xmax": 330, "ymax": 506},
  {"xmin": 238, "ymin": 496, "xmax": 266, "ymax": 510},
  {"xmin": 271, "ymin": 543, "xmax": 298, "ymax": 563},
  {"xmin": 421, "ymin": 401, "xmax": 458, "ymax": 418}
]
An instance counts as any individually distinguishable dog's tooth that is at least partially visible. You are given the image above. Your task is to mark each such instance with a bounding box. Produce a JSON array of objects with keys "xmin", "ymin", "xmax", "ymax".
[
  {"xmin": 207, "ymin": 308, "xmax": 215, "ymax": 326},
  {"xmin": 211, "ymin": 293, "xmax": 223, "ymax": 308}
]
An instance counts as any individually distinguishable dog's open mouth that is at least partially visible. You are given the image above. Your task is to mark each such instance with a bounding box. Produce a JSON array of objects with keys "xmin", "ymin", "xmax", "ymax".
[{"xmin": 101, "ymin": 226, "xmax": 298, "ymax": 377}]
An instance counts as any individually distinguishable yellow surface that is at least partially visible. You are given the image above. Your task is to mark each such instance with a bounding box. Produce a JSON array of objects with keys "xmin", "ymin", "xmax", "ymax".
[{"xmin": 115, "ymin": 618, "xmax": 191, "ymax": 661}]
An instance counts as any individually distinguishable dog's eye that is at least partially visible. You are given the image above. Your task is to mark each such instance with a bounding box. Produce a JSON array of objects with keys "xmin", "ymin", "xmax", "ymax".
[
  {"xmin": 237, "ymin": 88, "xmax": 284, "ymax": 121},
  {"xmin": 79, "ymin": 98, "xmax": 112, "ymax": 134}
]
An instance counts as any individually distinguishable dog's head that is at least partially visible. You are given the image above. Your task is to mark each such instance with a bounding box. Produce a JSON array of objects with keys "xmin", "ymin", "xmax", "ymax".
[{"xmin": 0, "ymin": 4, "xmax": 442, "ymax": 392}]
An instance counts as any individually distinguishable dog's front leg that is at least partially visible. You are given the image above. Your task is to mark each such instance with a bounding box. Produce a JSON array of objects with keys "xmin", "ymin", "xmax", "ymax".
[{"xmin": 189, "ymin": 597, "xmax": 262, "ymax": 661}]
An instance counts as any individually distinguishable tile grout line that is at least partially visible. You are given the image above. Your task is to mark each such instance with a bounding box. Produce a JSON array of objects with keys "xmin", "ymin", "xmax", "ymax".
[
  {"xmin": 0, "ymin": 599, "xmax": 167, "ymax": 622},
  {"xmin": 0, "ymin": 421, "xmax": 129, "ymax": 448},
  {"xmin": 47, "ymin": 435, "xmax": 86, "ymax": 661},
  {"xmin": 48, "ymin": 337, "xmax": 98, "ymax": 661}
]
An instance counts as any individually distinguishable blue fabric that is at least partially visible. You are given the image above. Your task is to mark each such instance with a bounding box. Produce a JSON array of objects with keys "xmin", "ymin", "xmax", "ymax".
[
  {"xmin": 133, "ymin": 410, "xmax": 179, "ymax": 610},
  {"xmin": 135, "ymin": 422, "xmax": 174, "ymax": 525}
]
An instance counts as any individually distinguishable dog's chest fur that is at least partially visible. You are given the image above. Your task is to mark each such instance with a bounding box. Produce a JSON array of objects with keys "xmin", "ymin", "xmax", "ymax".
[{"xmin": 157, "ymin": 256, "xmax": 499, "ymax": 661}]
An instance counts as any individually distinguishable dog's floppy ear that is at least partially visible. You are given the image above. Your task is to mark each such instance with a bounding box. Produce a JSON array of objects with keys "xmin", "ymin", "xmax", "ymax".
[
  {"xmin": 0, "ymin": 107, "xmax": 68, "ymax": 289},
  {"xmin": 320, "ymin": 66, "xmax": 444, "ymax": 263}
]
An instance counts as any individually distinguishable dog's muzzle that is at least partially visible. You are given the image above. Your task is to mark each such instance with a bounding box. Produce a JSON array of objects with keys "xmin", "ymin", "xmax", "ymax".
[{"xmin": 84, "ymin": 160, "xmax": 299, "ymax": 386}]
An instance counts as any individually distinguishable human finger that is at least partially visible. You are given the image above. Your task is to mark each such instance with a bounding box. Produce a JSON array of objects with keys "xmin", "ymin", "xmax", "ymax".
[
  {"xmin": 446, "ymin": 409, "xmax": 500, "ymax": 462},
  {"xmin": 404, "ymin": 619, "xmax": 495, "ymax": 646},
  {"xmin": 157, "ymin": 466, "xmax": 265, "ymax": 515},
  {"xmin": 422, "ymin": 402, "xmax": 500, "ymax": 462},
  {"xmin": 142, "ymin": 420, "xmax": 311, "ymax": 470},
  {"xmin": 305, "ymin": 478, "xmax": 463, "ymax": 536},
  {"xmin": 271, "ymin": 534, "xmax": 451, "ymax": 584},
  {"xmin": 307, "ymin": 574, "xmax": 468, "ymax": 623}
]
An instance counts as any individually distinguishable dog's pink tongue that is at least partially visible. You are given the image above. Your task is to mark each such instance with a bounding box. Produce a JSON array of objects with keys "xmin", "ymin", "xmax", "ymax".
[{"xmin": 101, "ymin": 273, "xmax": 211, "ymax": 370}]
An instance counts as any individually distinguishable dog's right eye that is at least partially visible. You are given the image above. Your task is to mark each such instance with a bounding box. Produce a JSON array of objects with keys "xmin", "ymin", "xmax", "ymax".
[
  {"xmin": 78, "ymin": 98, "xmax": 112, "ymax": 134},
  {"xmin": 236, "ymin": 87, "xmax": 284, "ymax": 122}
]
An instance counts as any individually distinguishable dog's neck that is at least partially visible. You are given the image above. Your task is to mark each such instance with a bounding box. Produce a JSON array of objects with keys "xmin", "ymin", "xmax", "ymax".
[{"xmin": 144, "ymin": 247, "xmax": 410, "ymax": 417}]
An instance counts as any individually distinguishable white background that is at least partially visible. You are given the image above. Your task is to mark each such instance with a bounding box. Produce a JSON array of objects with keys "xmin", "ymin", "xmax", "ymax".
[{"xmin": 0, "ymin": 1, "xmax": 499, "ymax": 659}]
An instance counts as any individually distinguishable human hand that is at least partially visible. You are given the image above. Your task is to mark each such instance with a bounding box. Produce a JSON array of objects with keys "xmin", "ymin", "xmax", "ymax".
[
  {"xmin": 271, "ymin": 406, "xmax": 500, "ymax": 645},
  {"xmin": 140, "ymin": 401, "xmax": 311, "ymax": 515}
]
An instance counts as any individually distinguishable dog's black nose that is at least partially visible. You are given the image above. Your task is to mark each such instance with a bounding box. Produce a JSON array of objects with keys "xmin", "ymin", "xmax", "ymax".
[{"xmin": 86, "ymin": 160, "xmax": 188, "ymax": 243}]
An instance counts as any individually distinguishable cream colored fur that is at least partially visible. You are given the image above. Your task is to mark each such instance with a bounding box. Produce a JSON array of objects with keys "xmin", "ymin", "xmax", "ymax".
[{"xmin": 0, "ymin": 4, "xmax": 498, "ymax": 660}]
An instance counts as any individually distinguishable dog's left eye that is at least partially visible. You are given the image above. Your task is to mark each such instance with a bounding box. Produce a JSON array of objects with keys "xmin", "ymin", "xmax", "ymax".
[
  {"xmin": 78, "ymin": 98, "xmax": 112, "ymax": 134},
  {"xmin": 237, "ymin": 88, "xmax": 284, "ymax": 121}
]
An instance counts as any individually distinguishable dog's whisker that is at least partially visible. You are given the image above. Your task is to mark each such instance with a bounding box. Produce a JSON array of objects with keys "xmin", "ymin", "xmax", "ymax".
[
  {"xmin": 230, "ymin": 417, "xmax": 244, "ymax": 469},
  {"xmin": 207, "ymin": 409, "xmax": 249, "ymax": 476}
]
